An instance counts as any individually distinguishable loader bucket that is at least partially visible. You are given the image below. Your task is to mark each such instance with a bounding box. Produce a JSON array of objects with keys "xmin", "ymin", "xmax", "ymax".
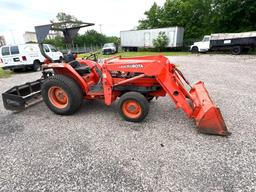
[
  {"xmin": 2, "ymin": 79, "xmax": 44, "ymax": 111},
  {"xmin": 190, "ymin": 81, "xmax": 230, "ymax": 136}
]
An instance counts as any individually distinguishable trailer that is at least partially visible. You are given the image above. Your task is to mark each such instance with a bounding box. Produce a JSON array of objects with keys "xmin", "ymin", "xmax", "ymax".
[
  {"xmin": 190, "ymin": 31, "xmax": 256, "ymax": 55},
  {"xmin": 121, "ymin": 27, "xmax": 184, "ymax": 51}
]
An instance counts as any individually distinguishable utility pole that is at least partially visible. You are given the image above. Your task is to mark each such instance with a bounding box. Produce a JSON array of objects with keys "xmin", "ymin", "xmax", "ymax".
[
  {"xmin": 10, "ymin": 30, "xmax": 16, "ymax": 44},
  {"xmin": 99, "ymin": 24, "xmax": 102, "ymax": 34}
]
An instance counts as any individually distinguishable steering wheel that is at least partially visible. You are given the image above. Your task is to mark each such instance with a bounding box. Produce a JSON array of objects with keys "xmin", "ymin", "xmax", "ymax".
[{"xmin": 85, "ymin": 52, "xmax": 100, "ymax": 62}]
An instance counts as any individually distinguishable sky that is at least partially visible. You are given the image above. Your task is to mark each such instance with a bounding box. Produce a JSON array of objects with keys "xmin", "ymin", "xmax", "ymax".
[{"xmin": 0, "ymin": 0, "xmax": 166, "ymax": 44}]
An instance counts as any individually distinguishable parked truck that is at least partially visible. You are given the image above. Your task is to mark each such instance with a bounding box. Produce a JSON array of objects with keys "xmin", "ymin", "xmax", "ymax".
[
  {"xmin": 190, "ymin": 31, "xmax": 256, "ymax": 55},
  {"xmin": 120, "ymin": 27, "xmax": 184, "ymax": 51}
]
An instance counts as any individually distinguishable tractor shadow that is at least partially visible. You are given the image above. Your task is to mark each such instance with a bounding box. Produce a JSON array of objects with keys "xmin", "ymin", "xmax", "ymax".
[
  {"xmin": 77, "ymin": 99, "xmax": 150, "ymax": 131},
  {"xmin": 79, "ymin": 100, "xmax": 115, "ymax": 114}
]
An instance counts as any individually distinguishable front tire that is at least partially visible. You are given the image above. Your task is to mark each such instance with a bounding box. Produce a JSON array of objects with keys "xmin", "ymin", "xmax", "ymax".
[
  {"xmin": 147, "ymin": 96, "xmax": 154, "ymax": 102},
  {"xmin": 42, "ymin": 75, "xmax": 83, "ymax": 115},
  {"xmin": 118, "ymin": 92, "xmax": 149, "ymax": 122},
  {"xmin": 191, "ymin": 46, "xmax": 199, "ymax": 53}
]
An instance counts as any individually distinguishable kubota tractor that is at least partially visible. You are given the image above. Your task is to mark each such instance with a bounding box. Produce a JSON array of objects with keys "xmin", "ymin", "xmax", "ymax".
[{"xmin": 2, "ymin": 22, "xmax": 230, "ymax": 136}]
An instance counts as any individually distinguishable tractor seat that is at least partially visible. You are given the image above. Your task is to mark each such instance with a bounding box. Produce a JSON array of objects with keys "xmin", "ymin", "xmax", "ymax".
[
  {"xmin": 63, "ymin": 53, "xmax": 90, "ymax": 75},
  {"xmin": 74, "ymin": 65, "xmax": 91, "ymax": 76}
]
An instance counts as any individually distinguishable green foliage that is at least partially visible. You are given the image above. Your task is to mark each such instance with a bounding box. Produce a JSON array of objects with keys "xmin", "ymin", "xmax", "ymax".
[
  {"xmin": 44, "ymin": 36, "xmax": 66, "ymax": 48},
  {"xmin": 50, "ymin": 12, "xmax": 83, "ymax": 28},
  {"xmin": 106, "ymin": 36, "xmax": 121, "ymax": 46},
  {"xmin": 74, "ymin": 30, "xmax": 107, "ymax": 47},
  {"xmin": 138, "ymin": 3, "xmax": 162, "ymax": 30},
  {"xmin": 44, "ymin": 29, "xmax": 119, "ymax": 49},
  {"xmin": 212, "ymin": 0, "xmax": 256, "ymax": 33},
  {"xmin": 45, "ymin": 12, "xmax": 120, "ymax": 49},
  {"xmin": 138, "ymin": 0, "xmax": 256, "ymax": 43},
  {"xmin": 153, "ymin": 32, "xmax": 169, "ymax": 51},
  {"xmin": 0, "ymin": 68, "xmax": 12, "ymax": 78}
]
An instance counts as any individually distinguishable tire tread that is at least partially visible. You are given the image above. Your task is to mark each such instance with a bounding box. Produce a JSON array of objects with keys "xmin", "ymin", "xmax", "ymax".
[{"xmin": 42, "ymin": 75, "xmax": 83, "ymax": 115}]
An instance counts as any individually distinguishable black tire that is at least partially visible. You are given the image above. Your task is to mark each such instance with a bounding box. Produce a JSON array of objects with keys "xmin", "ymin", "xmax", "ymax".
[
  {"xmin": 59, "ymin": 56, "xmax": 64, "ymax": 63},
  {"xmin": 147, "ymin": 96, "xmax": 154, "ymax": 102},
  {"xmin": 118, "ymin": 92, "xmax": 149, "ymax": 122},
  {"xmin": 231, "ymin": 46, "xmax": 242, "ymax": 55},
  {"xmin": 32, "ymin": 60, "xmax": 41, "ymax": 71},
  {"xmin": 191, "ymin": 46, "xmax": 199, "ymax": 53},
  {"xmin": 42, "ymin": 75, "xmax": 83, "ymax": 115}
]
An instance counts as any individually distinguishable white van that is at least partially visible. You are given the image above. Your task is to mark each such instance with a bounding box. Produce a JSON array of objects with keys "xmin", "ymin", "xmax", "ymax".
[{"xmin": 0, "ymin": 44, "xmax": 63, "ymax": 71}]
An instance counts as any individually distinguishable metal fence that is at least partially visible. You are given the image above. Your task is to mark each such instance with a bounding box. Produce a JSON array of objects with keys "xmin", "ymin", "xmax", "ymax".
[{"xmin": 60, "ymin": 44, "xmax": 104, "ymax": 54}]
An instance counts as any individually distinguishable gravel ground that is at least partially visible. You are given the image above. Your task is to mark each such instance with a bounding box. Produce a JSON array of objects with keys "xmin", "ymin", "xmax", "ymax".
[{"xmin": 0, "ymin": 54, "xmax": 256, "ymax": 191}]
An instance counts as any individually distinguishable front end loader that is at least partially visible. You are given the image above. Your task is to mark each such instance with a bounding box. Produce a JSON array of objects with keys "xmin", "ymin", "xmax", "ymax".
[{"xmin": 2, "ymin": 22, "xmax": 230, "ymax": 136}]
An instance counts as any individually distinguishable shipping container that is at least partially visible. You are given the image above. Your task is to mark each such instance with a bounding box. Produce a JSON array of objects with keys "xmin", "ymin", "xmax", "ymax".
[{"xmin": 120, "ymin": 27, "xmax": 184, "ymax": 51}]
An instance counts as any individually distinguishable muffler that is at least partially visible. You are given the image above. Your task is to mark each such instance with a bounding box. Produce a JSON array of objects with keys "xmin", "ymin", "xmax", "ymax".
[{"xmin": 2, "ymin": 79, "xmax": 44, "ymax": 111}]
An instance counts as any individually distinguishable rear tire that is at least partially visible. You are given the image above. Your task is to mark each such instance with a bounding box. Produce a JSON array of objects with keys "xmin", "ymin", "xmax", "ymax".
[
  {"xmin": 231, "ymin": 46, "xmax": 242, "ymax": 55},
  {"xmin": 118, "ymin": 92, "xmax": 149, "ymax": 122},
  {"xmin": 42, "ymin": 75, "xmax": 83, "ymax": 115},
  {"xmin": 32, "ymin": 60, "xmax": 41, "ymax": 71}
]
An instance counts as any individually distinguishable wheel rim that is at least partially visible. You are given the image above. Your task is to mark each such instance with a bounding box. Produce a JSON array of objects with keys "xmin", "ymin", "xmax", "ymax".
[
  {"xmin": 122, "ymin": 100, "xmax": 142, "ymax": 119},
  {"xmin": 48, "ymin": 86, "xmax": 68, "ymax": 109}
]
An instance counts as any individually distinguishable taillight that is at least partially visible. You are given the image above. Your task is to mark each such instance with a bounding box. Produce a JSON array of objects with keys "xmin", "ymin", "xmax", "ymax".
[{"xmin": 22, "ymin": 56, "xmax": 27, "ymax": 61}]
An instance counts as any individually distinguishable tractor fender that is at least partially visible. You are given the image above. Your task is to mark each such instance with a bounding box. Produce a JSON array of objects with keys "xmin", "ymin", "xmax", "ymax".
[{"xmin": 43, "ymin": 63, "xmax": 89, "ymax": 93}]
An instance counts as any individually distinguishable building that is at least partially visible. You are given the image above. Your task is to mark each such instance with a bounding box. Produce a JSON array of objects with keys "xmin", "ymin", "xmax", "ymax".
[
  {"xmin": 23, "ymin": 31, "xmax": 37, "ymax": 43},
  {"xmin": 23, "ymin": 31, "xmax": 62, "ymax": 43},
  {"xmin": 0, "ymin": 36, "xmax": 6, "ymax": 47}
]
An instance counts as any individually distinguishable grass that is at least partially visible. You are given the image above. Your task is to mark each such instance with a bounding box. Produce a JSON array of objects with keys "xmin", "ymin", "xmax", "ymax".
[
  {"xmin": 0, "ymin": 68, "xmax": 12, "ymax": 78},
  {"xmin": 78, "ymin": 51, "xmax": 190, "ymax": 59}
]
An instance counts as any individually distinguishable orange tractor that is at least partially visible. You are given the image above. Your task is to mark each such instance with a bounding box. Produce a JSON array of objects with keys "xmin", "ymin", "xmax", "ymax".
[{"xmin": 2, "ymin": 22, "xmax": 230, "ymax": 136}]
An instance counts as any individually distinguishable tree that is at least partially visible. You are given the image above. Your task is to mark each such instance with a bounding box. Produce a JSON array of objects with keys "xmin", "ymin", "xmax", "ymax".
[
  {"xmin": 138, "ymin": 0, "xmax": 256, "ymax": 44},
  {"xmin": 50, "ymin": 12, "xmax": 83, "ymax": 28},
  {"xmin": 46, "ymin": 12, "xmax": 120, "ymax": 49},
  {"xmin": 74, "ymin": 30, "xmax": 108, "ymax": 46},
  {"xmin": 211, "ymin": 0, "xmax": 256, "ymax": 33},
  {"xmin": 153, "ymin": 32, "xmax": 169, "ymax": 51},
  {"xmin": 44, "ymin": 36, "xmax": 65, "ymax": 48},
  {"xmin": 106, "ymin": 36, "xmax": 121, "ymax": 46},
  {"xmin": 138, "ymin": 2, "xmax": 162, "ymax": 29}
]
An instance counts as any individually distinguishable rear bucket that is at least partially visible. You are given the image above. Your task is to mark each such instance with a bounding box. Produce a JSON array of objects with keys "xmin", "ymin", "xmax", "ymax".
[
  {"xmin": 2, "ymin": 79, "xmax": 44, "ymax": 111},
  {"xmin": 190, "ymin": 81, "xmax": 231, "ymax": 136}
]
